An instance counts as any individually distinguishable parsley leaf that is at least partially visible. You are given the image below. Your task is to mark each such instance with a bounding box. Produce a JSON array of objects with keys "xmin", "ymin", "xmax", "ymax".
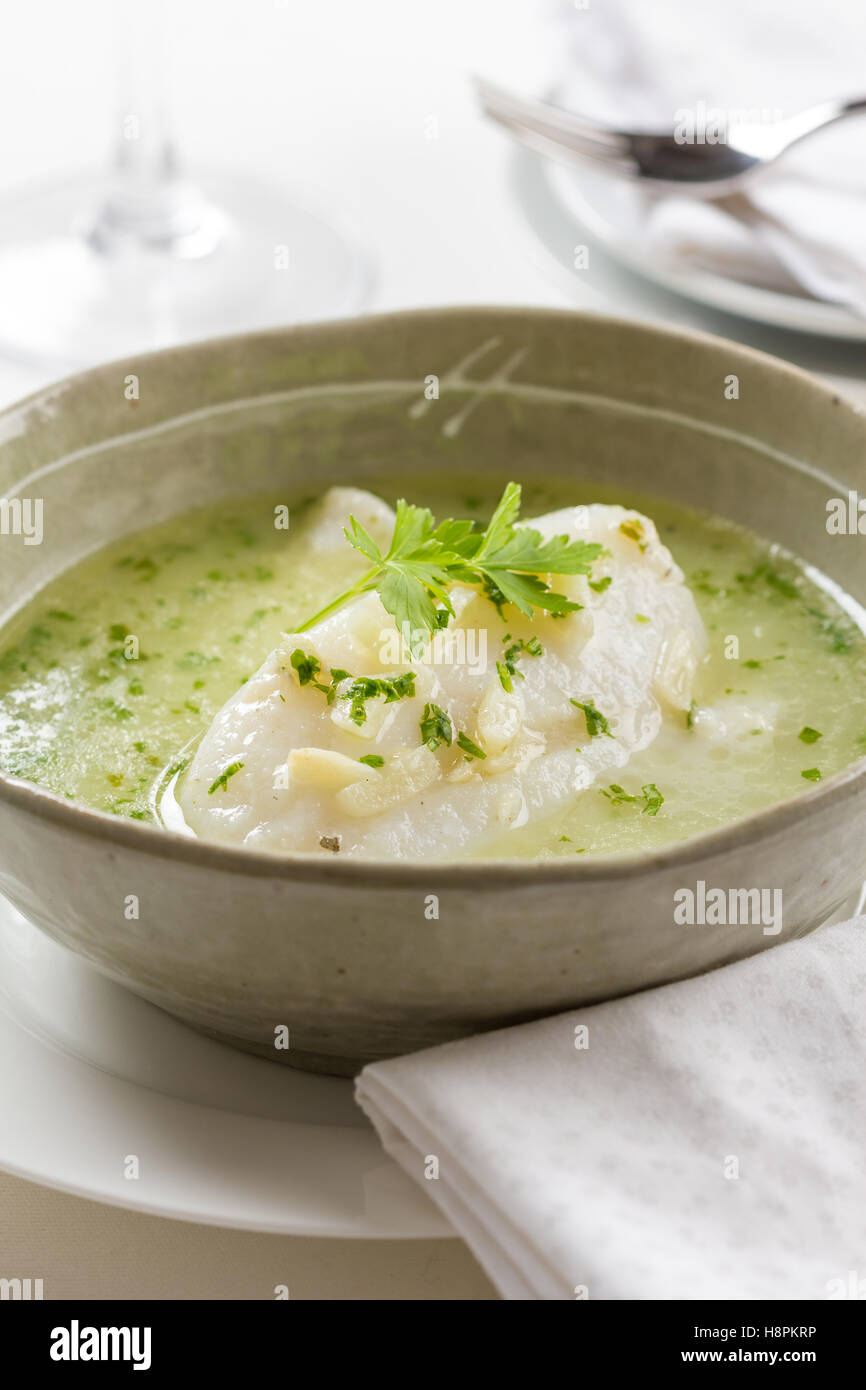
[
  {"xmin": 798, "ymin": 726, "xmax": 822, "ymax": 744},
  {"xmin": 297, "ymin": 482, "xmax": 603, "ymax": 647}
]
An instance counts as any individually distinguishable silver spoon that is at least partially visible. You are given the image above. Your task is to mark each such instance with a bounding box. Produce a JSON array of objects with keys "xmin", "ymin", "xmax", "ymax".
[{"xmin": 476, "ymin": 77, "xmax": 866, "ymax": 196}]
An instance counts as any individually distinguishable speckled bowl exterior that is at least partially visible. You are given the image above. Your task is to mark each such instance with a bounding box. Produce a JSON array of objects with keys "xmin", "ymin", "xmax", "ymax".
[{"xmin": 0, "ymin": 308, "xmax": 864, "ymax": 1075}]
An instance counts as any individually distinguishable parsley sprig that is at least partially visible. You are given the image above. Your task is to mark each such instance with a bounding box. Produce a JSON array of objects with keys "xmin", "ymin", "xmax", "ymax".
[{"xmin": 297, "ymin": 483, "xmax": 602, "ymax": 656}]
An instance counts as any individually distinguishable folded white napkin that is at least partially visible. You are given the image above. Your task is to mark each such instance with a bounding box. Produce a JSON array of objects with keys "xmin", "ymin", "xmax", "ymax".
[
  {"xmin": 356, "ymin": 918, "xmax": 866, "ymax": 1300},
  {"xmin": 537, "ymin": 0, "xmax": 866, "ymax": 315}
]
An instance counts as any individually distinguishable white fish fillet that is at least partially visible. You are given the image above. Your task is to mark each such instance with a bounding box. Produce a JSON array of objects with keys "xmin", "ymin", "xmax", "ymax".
[{"xmin": 179, "ymin": 488, "xmax": 707, "ymax": 858}]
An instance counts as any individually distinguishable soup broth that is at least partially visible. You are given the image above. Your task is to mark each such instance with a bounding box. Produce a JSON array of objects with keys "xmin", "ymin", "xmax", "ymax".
[{"xmin": 1, "ymin": 477, "xmax": 864, "ymax": 858}]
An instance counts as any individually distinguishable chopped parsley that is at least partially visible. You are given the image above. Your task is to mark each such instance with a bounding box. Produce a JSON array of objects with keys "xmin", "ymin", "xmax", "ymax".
[
  {"xmin": 804, "ymin": 607, "xmax": 856, "ymax": 655},
  {"xmin": 327, "ymin": 668, "xmax": 352, "ymax": 701},
  {"xmin": 99, "ymin": 698, "xmax": 133, "ymax": 721},
  {"xmin": 506, "ymin": 634, "xmax": 543, "ymax": 659},
  {"xmin": 496, "ymin": 660, "xmax": 513, "ymax": 693},
  {"xmin": 570, "ymin": 697, "xmax": 613, "ymax": 739},
  {"xmin": 801, "ymin": 767, "xmax": 822, "ymax": 781},
  {"xmin": 736, "ymin": 561, "xmax": 800, "ymax": 601},
  {"xmin": 457, "ymin": 731, "xmax": 486, "ymax": 761},
  {"xmin": 344, "ymin": 673, "xmax": 416, "ymax": 727},
  {"xmin": 735, "ymin": 564, "xmax": 857, "ymax": 654},
  {"xmin": 641, "ymin": 784, "xmax": 665, "ymax": 816},
  {"xmin": 499, "ymin": 634, "xmax": 543, "ymax": 690},
  {"xmin": 359, "ymin": 754, "xmax": 385, "ymax": 768},
  {"xmin": 619, "ymin": 518, "xmax": 646, "ymax": 550},
  {"xmin": 601, "ymin": 782, "xmax": 664, "ymax": 816},
  {"xmin": 420, "ymin": 702, "xmax": 453, "ymax": 751},
  {"xmin": 290, "ymin": 648, "xmax": 323, "ymax": 687},
  {"xmin": 798, "ymin": 726, "xmax": 822, "ymax": 744},
  {"xmin": 208, "ymin": 761, "xmax": 244, "ymax": 794},
  {"xmin": 588, "ymin": 576, "xmax": 611, "ymax": 594},
  {"xmin": 289, "ymin": 655, "xmax": 415, "ymax": 722}
]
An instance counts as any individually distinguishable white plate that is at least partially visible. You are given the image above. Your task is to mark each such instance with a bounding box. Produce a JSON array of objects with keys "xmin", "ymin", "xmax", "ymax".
[
  {"xmin": 522, "ymin": 149, "xmax": 866, "ymax": 342},
  {"xmin": 0, "ymin": 895, "xmax": 448, "ymax": 1238}
]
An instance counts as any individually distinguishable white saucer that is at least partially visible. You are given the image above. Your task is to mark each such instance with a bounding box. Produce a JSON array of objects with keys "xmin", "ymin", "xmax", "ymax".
[
  {"xmin": 0, "ymin": 895, "xmax": 448, "ymax": 1238},
  {"xmin": 520, "ymin": 149, "xmax": 866, "ymax": 342}
]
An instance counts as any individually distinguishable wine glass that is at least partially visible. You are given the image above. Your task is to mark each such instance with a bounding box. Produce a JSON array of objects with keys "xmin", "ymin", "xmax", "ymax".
[{"xmin": 0, "ymin": 1, "xmax": 369, "ymax": 369}]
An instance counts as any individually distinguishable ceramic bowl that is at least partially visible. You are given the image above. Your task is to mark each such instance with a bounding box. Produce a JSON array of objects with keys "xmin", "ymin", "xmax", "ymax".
[{"xmin": 1, "ymin": 307, "xmax": 864, "ymax": 1075}]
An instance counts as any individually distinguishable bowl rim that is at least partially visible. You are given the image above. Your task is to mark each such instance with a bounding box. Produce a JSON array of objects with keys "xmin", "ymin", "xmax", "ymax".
[{"xmin": 1, "ymin": 302, "xmax": 864, "ymax": 887}]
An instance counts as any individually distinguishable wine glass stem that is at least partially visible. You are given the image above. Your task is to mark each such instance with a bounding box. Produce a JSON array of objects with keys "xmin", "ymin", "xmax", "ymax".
[{"xmin": 89, "ymin": 0, "xmax": 218, "ymax": 255}]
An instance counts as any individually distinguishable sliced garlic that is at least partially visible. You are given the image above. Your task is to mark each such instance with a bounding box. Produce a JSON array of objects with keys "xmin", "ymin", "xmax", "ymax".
[
  {"xmin": 654, "ymin": 629, "xmax": 699, "ymax": 711},
  {"xmin": 613, "ymin": 512, "xmax": 680, "ymax": 581},
  {"xmin": 496, "ymin": 786, "xmax": 527, "ymax": 828},
  {"xmin": 482, "ymin": 731, "xmax": 545, "ymax": 779},
  {"xmin": 445, "ymin": 760, "xmax": 475, "ymax": 784},
  {"xmin": 288, "ymin": 747, "xmax": 374, "ymax": 791},
  {"xmin": 336, "ymin": 745, "xmax": 439, "ymax": 818},
  {"xmin": 476, "ymin": 679, "xmax": 523, "ymax": 758}
]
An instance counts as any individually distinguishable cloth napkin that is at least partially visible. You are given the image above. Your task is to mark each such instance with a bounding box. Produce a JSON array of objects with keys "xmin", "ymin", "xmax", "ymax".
[
  {"xmin": 512, "ymin": 0, "xmax": 866, "ymax": 316},
  {"xmin": 356, "ymin": 917, "xmax": 866, "ymax": 1300}
]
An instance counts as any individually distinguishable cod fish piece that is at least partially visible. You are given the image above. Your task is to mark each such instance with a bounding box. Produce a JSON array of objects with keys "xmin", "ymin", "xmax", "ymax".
[{"xmin": 179, "ymin": 489, "xmax": 707, "ymax": 859}]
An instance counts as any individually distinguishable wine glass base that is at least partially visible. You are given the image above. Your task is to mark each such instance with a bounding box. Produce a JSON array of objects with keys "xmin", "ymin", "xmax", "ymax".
[{"xmin": 0, "ymin": 171, "xmax": 372, "ymax": 370}]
